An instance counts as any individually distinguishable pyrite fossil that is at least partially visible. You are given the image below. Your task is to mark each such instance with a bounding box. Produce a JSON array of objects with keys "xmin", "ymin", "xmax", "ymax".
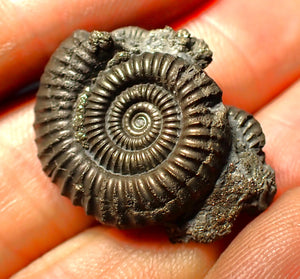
[{"xmin": 34, "ymin": 26, "xmax": 276, "ymax": 243}]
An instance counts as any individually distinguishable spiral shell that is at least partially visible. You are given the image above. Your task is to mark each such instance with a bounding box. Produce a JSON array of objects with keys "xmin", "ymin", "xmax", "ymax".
[
  {"xmin": 34, "ymin": 28, "xmax": 229, "ymax": 228},
  {"xmin": 34, "ymin": 26, "xmax": 276, "ymax": 242}
]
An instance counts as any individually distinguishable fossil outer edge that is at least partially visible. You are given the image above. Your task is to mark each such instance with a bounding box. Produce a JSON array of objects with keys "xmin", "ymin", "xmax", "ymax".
[{"xmin": 34, "ymin": 26, "xmax": 276, "ymax": 243}]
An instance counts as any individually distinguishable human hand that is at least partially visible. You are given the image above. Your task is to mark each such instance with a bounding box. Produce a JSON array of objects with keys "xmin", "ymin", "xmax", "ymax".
[{"xmin": 0, "ymin": 0, "xmax": 299, "ymax": 278}]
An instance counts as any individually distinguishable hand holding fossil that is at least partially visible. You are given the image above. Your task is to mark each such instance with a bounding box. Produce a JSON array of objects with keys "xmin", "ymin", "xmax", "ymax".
[{"xmin": 0, "ymin": 0, "xmax": 299, "ymax": 278}]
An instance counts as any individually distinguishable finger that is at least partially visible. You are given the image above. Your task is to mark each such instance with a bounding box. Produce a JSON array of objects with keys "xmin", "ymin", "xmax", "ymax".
[
  {"xmin": 180, "ymin": 0, "xmax": 300, "ymax": 112},
  {"xmin": 0, "ymin": 102, "xmax": 94, "ymax": 279},
  {"xmin": 204, "ymin": 186, "xmax": 300, "ymax": 279},
  {"xmin": 255, "ymin": 79, "xmax": 300, "ymax": 196},
  {"xmin": 0, "ymin": 0, "xmax": 205, "ymax": 100},
  {"xmin": 11, "ymin": 226, "xmax": 220, "ymax": 279}
]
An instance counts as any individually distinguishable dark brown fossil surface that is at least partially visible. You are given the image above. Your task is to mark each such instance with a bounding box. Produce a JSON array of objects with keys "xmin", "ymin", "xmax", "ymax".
[{"xmin": 34, "ymin": 26, "xmax": 276, "ymax": 243}]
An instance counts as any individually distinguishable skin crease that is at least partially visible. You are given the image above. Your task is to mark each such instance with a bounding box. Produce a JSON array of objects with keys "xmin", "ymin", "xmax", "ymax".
[{"xmin": 0, "ymin": 0, "xmax": 299, "ymax": 278}]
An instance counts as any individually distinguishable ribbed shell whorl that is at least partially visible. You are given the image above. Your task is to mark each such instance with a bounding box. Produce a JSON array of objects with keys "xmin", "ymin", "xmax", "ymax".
[
  {"xmin": 34, "ymin": 30, "xmax": 230, "ymax": 228},
  {"xmin": 228, "ymin": 106, "xmax": 266, "ymax": 158}
]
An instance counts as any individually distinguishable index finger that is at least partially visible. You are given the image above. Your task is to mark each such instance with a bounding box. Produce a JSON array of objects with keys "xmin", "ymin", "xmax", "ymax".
[
  {"xmin": 181, "ymin": 0, "xmax": 300, "ymax": 112},
  {"xmin": 0, "ymin": 0, "xmax": 205, "ymax": 101}
]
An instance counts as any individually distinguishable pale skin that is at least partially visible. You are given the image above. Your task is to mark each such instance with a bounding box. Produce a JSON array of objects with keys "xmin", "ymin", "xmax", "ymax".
[{"xmin": 0, "ymin": 0, "xmax": 299, "ymax": 278}]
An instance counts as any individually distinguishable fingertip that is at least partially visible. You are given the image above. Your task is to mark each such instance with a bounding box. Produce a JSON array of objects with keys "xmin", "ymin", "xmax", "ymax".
[
  {"xmin": 205, "ymin": 187, "xmax": 300, "ymax": 279},
  {"xmin": 255, "ymin": 79, "xmax": 300, "ymax": 194},
  {"xmin": 181, "ymin": 0, "xmax": 300, "ymax": 112}
]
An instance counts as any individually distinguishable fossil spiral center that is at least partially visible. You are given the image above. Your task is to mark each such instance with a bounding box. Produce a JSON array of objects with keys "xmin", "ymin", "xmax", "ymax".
[
  {"xmin": 132, "ymin": 113, "xmax": 148, "ymax": 131},
  {"xmin": 123, "ymin": 102, "xmax": 158, "ymax": 138}
]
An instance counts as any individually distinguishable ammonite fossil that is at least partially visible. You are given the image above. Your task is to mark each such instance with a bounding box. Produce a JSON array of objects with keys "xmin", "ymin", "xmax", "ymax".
[{"xmin": 34, "ymin": 26, "xmax": 276, "ymax": 243}]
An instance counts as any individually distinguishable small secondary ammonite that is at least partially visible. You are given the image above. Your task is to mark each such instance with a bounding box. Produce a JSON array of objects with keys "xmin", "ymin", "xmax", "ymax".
[{"xmin": 34, "ymin": 26, "xmax": 276, "ymax": 243}]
